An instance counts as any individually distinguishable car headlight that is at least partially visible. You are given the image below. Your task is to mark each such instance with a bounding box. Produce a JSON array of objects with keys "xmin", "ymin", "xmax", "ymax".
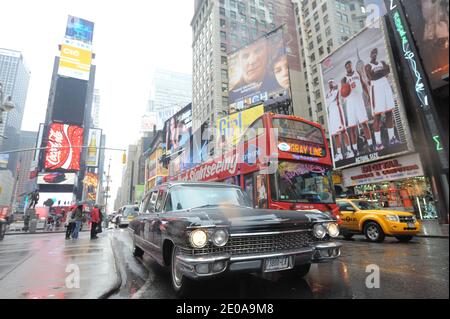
[
  {"xmin": 386, "ymin": 215, "xmax": 400, "ymax": 222},
  {"xmin": 326, "ymin": 223, "xmax": 340, "ymax": 238},
  {"xmin": 212, "ymin": 229, "xmax": 229, "ymax": 247},
  {"xmin": 189, "ymin": 229, "xmax": 208, "ymax": 248},
  {"xmin": 313, "ymin": 224, "xmax": 327, "ymax": 239}
]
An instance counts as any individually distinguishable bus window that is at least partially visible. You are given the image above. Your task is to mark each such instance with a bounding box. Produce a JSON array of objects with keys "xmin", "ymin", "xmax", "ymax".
[
  {"xmin": 255, "ymin": 174, "xmax": 268, "ymax": 209},
  {"xmin": 244, "ymin": 174, "xmax": 255, "ymax": 207},
  {"xmin": 223, "ymin": 176, "xmax": 239, "ymax": 186}
]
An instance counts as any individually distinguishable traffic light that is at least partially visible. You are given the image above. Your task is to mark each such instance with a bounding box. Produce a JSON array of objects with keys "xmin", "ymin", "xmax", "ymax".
[{"xmin": 122, "ymin": 152, "xmax": 127, "ymax": 164}]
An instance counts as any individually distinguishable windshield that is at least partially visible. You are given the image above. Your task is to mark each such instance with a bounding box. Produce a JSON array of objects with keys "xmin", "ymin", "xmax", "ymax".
[
  {"xmin": 272, "ymin": 119, "xmax": 324, "ymax": 145},
  {"xmin": 353, "ymin": 201, "xmax": 384, "ymax": 210},
  {"xmin": 271, "ymin": 161, "xmax": 335, "ymax": 204},
  {"xmin": 169, "ymin": 185, "xmax": 251, "ymax": 211},
  {"xmin": 123, "ymin": 207, "xmax": 139, "ymax": 216}
]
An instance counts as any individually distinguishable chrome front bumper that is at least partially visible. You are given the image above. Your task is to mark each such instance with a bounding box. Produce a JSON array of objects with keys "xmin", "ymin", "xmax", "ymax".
[{"xmin": 176, "ymin": 241, "xmax": 342, "ymax": 280}]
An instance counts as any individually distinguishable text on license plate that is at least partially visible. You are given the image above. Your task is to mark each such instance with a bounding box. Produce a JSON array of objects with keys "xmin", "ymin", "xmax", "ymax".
[{"xmin": 264, "ymin": 257, "xmax": 292, "ymax": 272}]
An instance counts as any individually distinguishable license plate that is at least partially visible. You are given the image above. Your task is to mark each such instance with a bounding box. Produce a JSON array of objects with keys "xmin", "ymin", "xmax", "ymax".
[
  {"xmin": 264, "ymin": 257, "xmax": 292, "ymax": 272},
  {"xmin": 128, "ymin": 216, "xmax": 134, "ymax": 221},
  {"xmin": 407, "ymin": 223, "xmax": 415, "ymax": 228}
]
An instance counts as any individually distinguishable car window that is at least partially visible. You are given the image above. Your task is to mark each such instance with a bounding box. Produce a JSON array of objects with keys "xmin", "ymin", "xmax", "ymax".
[
  {"xmin": 154, "ymin": 189, "xmax": 166, "ymax": 213},
  {"xmin": 164, "ymin": 193, "xmax": 173, "ymax": 212},
  {"xmin": 338, "ymin": 202, "xmax": 355, "ymax": 211}
]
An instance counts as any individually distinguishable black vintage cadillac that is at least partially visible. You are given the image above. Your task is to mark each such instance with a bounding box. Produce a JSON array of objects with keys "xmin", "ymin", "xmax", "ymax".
[{"xmin": 129, "ymin": 182, "xmax": 342, "ymax": 295}]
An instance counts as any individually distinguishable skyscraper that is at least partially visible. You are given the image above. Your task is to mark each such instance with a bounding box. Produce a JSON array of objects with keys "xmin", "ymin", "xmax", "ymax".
[
  {"xmin": 153, "ymin": 69, "xmax": 192, "ymax": 128},
  {"xmin": 191, "ymin": 0, "xmax": 307, "ymax": 132},
  {"xmin": 0, "ymin": 48, "xmax": 31, "ymax": 174},
  {"xmin": 292, "ymin": 0, "xmax": 367, "ymax": 134}
]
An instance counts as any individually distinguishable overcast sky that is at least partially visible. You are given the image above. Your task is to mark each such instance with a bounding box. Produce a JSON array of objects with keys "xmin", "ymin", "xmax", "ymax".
[{"xmin": 0, "ymin": 0, "xmax": 194, "ymax": 211}]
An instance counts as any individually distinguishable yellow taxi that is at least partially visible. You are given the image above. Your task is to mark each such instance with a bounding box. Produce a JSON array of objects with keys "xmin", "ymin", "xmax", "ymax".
[{"xmin": 337, "ymin": 199, "xmax": 421, "ymax": 243}]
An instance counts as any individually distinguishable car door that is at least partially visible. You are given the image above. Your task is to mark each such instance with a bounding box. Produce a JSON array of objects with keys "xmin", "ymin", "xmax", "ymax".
[
  {"xmin": 338, "ymin": 201, "xmax": 359, "ymax": 231},
  {"xmin": 148, "ymin": 187, "xmax": 168, "ymax": 264}
]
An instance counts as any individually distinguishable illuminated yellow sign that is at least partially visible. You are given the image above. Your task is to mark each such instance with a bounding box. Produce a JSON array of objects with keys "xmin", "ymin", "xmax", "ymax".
[
  {"xmin": 285, "ymin": 142, "xmax": 325, "ymax": 157},
  {"xmin": 58, "ymin": 43, "xmax": 92, "ymax": 81},
  {"xmin": 217, "ymin": 105, "xmax": 264, "ymax": 146}
]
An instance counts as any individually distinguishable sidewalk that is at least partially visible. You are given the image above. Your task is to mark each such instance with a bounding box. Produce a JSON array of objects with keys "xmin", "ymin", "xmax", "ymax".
[
  {"xmin": 0, "ymin": 230, "xmax": 121, "ymax": 299},
  {"xmin": 417, "ymin": 220, "xmax": 449, "ymax": 238}
]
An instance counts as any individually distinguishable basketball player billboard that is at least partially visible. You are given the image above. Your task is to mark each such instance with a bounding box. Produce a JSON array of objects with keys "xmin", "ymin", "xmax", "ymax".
[{"xmin": 320, "ymin": 20, "xmax": 413, "ymax": 170}]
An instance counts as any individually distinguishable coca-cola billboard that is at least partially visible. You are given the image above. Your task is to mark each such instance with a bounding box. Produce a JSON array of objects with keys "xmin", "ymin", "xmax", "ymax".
[{"xmin": 44, "ymin": 123, "xmax": 84, "ymax": 171}]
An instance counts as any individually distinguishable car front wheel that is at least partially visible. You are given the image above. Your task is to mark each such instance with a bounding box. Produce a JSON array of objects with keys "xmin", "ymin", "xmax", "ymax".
[
  {"xmin": 364, "ymin": 222, "xmax": 385, "ymax": 243},
  {"xmin": 133, "ymin": 245, "xmax": 144, "ymax": 258},
  {"xmin": 171, "ymin": 246, "xmax": 193, "ymax": 296},
  {"xmin": 395, "ymin": 236, "xmax": 414, "ymax": 242}
]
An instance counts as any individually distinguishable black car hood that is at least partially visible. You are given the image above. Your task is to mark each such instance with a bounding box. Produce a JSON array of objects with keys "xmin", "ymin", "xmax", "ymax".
[{"xmin": 166, "ymin": 207, "xmax": 332, "ymax": 233}]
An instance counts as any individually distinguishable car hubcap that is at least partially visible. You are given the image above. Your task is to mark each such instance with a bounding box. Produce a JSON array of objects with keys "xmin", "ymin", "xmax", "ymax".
[
  {"xmin": 367, "ymin": 226, "xmax": 379, "ymax": 240},
  {"xmin": 172, "ymin": 248, "xmax": 183, "ymax": 288}
]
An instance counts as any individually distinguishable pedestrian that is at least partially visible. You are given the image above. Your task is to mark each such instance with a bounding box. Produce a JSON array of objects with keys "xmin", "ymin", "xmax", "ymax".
[
  {"xmin": 97, "ymin": 207, "xmax": 104, "ymax": 235},
  {"xmin": 65, "ymin": 207, "xmax": 76, "ymax": 240},
  {"xmin": 71, "ymin": 205, "xmax": 84, "ymax": 239},
  {"xmin": 90, "ymin": 205, "xmax": 101, "ymax": 240}
]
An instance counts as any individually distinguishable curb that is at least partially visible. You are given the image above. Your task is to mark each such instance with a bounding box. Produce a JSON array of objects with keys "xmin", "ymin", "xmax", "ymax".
[
  {"xmin": 98, "ymin": 235, "xmax": 122, "ymax": 299},
  {"xmin": 5, "ymin": 230, "xmax": 90, "ymax": 236},
  {"xmin": 416, "ymin": 234, "xmax": 449, "ymax": 239}
]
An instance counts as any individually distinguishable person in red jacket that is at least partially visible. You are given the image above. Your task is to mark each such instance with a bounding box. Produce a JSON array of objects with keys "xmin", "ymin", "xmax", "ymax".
[{"xmin": 90, "ymin": 205, "xmax": 101, "ymax": 240}]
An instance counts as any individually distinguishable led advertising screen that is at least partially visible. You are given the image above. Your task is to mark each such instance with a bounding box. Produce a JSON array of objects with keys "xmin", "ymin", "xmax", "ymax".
[
  {"xmin": 83, "ymin": 172, "xmax": 98, "ymax": 202},
  {"xmin": 86, "ymin": 128, "xmax": 102, "ymax": 167},
  {"xmin": 37, "ymin": 192, "xmax": 75, "ymax": 208},
  {"xmin": 320, "ymin": 21, "xmax": 413, "ymax": 170},
  {"xmin": 401, "ymin": 0, "xmax": 449, "ymax": 90},
  {"xmin": 228, "ymin": 28, "xmax": 291, "ymax": 112},
  {"xmin": 58, "ymin": 39, "xmax": 92, "ymax": 81},
  {"xmin": 38, "ymin": 173, "xmax": 77, "ymax": 186},
  {"xmin": 44, "ymin": 123, "xmax": 84, "ymax": 171},
  {"xmin": 52, "ymin": 77, "xmax": 88, "ymax": 126},
  {"xmin": 65, "ymin": 15, "xmax": 95, "ymax": 44}
]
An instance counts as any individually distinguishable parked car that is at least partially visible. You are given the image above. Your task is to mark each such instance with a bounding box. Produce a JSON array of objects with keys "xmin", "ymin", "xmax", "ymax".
[
  {"xmin": 116, "ymin": 205, "xmax": 139, "ymax": 228},
  {"xmin": 129, "ymin": 182, "xmax": 342, "ymax": 295},
  {"xmin": 337, "ymin": 199, "xmax": 421, "ymax": 243}
]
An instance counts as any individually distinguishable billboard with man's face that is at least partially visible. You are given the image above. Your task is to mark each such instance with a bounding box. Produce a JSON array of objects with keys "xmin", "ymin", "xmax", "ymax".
[
  {"xmin": 320, "ymin": 21, "xmax": 413, "ymax": 170},
  {"xmin": 164, "ymin": 104, "xmax": 192, "ymax": 156},
  {"xmin": 228, "ymin": 28, "xmax": 291, "ymax": 113},
  {"xmin": 401, "ymin": 0, "xmax": 449, "ymax": 90}
]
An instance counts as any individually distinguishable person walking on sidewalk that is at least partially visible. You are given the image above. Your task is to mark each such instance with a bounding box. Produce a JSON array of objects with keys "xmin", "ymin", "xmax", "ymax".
[
  {"xmin": 71, "ymin": 205, "xmax": 84, "ymax": 239},
  {"xmin": 90, "ymin": 205, "xmax": 101, "ymax": 240},
  {"xmin": 65, "ymin": 207, "xmax": 76, "ymax": 240}
]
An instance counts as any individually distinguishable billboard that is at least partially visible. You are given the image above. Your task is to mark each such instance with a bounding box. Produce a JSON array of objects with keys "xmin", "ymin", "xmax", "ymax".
[
  {"xmin": 164, "ymin": 104, "xmax": 192, "ymax": 155},
  {"xmin": 342, "ymin": 153, "xmax": 425, "ymax": 187},
  {"xmin": 37, "ymin": 192, "xmax": 75, "ymax": 208},
  {"xmin": 52, "ymin": 77, "xmax": 88, "ymax": 125},
  {"xmin": 86, "ymin": 128, "xmax": 102, "ymax": 167},
  {"xmin": 228, "ymin": 28, "xmax": 291, "ymax": 112},
  {"xmin": 44, "ymin": 123, "xmax": 84, "ymax": 171},
  {"xmin": 65, "ymin": 15, "xmax": 95, "ymax": 44},
  {"xmin": 401, "ymin": 0, "xmax": 449, "ymax": 90},
  {"xmin": 33, "ymin": 123, "xmax": 45, "ymax": 163},
  {"xmin": 0, "ymin": 154, "xmax": 8, "ymax": 169},
  {"xmin": 320, "ymin": 21, "xmax": 413, "ymax": 170},
  {"xmin": 58, "ymin": 39, "xmax": 92, "ymax": 81},
  {"xmin": 216, "ymin": 104, "xmax": 265, "ymax": 147},
  {"xmin": 83, "ymin": 172, "xmax": 98, "ymax": 202},
  {"xmin": 38, "ymin": 173, "xmax": 77, "ymax": 186}
]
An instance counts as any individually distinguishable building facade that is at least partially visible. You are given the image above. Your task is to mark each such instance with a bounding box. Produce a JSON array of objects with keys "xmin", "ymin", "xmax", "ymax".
[
  {"xmin": 292, "ymin": 0, "xmax": 367, "ymax": 134},
  {"xmin": 13, "ymin": 131, "xmax": 38, "ymax": 213},
  {"xmin": 191, "ymin": 0, "xmax": 308, "ymax": 133},
  {"xmin": 0, "ymin": 48, "xmax": 31, "ymax": 175}
]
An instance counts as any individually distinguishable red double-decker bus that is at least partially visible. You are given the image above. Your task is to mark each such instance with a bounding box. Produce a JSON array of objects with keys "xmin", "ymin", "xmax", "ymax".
[{"xmin": 170, "ymin": 113, "xmax": 339, "ymax": 219}]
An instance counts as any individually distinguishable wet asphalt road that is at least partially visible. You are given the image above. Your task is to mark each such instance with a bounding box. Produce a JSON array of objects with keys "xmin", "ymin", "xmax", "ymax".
[{"xmin": 109, "ymin": 229, "xmax": 449, "ymax": 299}]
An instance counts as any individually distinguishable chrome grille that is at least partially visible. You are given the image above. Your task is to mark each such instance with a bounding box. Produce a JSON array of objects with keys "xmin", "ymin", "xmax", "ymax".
[
  {"xmin": 399, "ymin": 216, "xmax": 415, "ymax": 223},
  {"xmin": 181, "ymin": 230, "xmax": 315, "ymax": 256}
]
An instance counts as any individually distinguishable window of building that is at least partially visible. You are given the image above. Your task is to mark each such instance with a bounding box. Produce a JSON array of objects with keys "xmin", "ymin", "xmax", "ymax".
[
  {"xmin": 324, "ymin": 14, "xmax": 329, "ymax": 24},
  {"xmin": 230, "ymin": 11, "xmax": 237, "ymax": 19},
  {"xmin": 317, "ymin": 102, "xmax": 323, "ymax": 112},
  {"xmin": 220, "ymin": 19, "xmax": 226, "ymax": 27},
  {"xmin": 319, "ymin": 116, "xmax": 325, "ymax": 125},
  {"xmin": 315, "ymin": 22, "xmax": 320, "ymax": 32},
  {"xmin": 325, "ymin": 26, "xmax": 331, "ymax": 36},
  {"xmin": 317, "ymin": 34, "xmax": 322, "ymax": 44},
  {"xmin": 220, "ymin": 31, "xmax": 226, "ymax": 40},
  {"xmin": 322, "ymin": 3, "xmax": 327, "ymax": 13},
  {"xmin": 318, "ymin": 46, "xmax": 324, "ymax": 55},
  {"xmin": 220, "ymin": 7, "xmax": 226, "ymax": 15},
  {"xmin": 230, "ymin": 0, "xmax": 237, "ymax": 7}
]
